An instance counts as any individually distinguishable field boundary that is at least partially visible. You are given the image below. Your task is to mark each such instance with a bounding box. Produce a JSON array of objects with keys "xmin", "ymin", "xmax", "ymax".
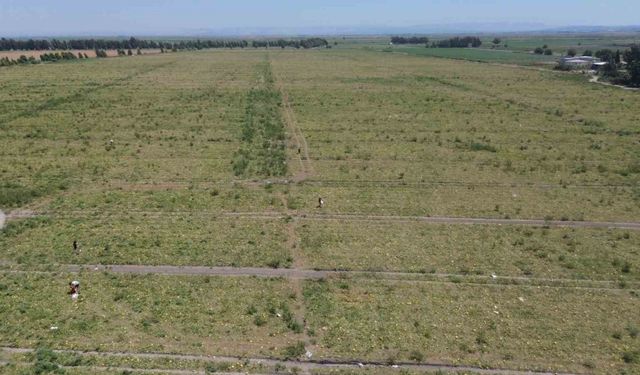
[
  {"xmin": 1, "ymin": 263, "xmax": 636, "ymax": 291},
  {"xmin": 9, "ymin": 209, "xmax": 640, "ymax": 230},
  {"xmin": 7, "ymin": 176, "xmax": 638, "ymax": 190},
  {"xmin": 0, "ymin": 347, "xmax": 580, "ymax": 375}
]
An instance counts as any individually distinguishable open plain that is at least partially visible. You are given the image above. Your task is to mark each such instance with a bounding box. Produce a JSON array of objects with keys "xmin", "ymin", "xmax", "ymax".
[{"xmin": 1, "ymin": 44, "xmax": 639, "ymax": 374}]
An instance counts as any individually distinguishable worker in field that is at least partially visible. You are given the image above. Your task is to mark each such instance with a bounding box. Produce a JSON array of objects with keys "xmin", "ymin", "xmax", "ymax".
[
  {"xmin": 68, "ymin": 280, "xmax": 80, "ymax": 300},
  {"xmin": 72, "ymin": 240, "xmax": 79, "ymax": 255},
  {"xmin": 317, "ymin": 197, "xmax": 324, "ymax": 208}
]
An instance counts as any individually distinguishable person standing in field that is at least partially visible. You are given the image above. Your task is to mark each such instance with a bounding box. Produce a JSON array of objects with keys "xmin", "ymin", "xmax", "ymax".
[
  {"xmin": 68, "ymin": 280, "xmax": 80, "ymax": 300},
  {"xmin": 317, "ymin": 197, "xmax": 324, "ymax": 208}
]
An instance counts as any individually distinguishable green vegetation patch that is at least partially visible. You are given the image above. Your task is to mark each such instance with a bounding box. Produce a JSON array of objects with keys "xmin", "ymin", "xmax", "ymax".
[
  {"xmin": 233, "ymin": 58, "xmax": 287, "ymax": 177},
  {"xmin": 392, "ymin": 46, "xmax": 556, "ymax": 65},
  {"xmin": 0, "ymin": 181, "xmax": 68, "ymax": 210}
]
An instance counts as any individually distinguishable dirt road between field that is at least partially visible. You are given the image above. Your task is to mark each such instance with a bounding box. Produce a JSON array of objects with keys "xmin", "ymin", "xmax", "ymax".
[
  {"xmin": 272, "ymin": 61, "xmax": 314, "ymax": 182},
  {"xmin": 2, "ymin": 262, "xmax": 634, "ymax": 291},
  {"xmin": 298, "ymin": 213, "xmax": 640, "ymax": 230},
  {"xmin": 589, "ymin": 74, "xmax": 640, "ymax": 91},
  {"xmin": 0, "ymin": 347, "xmax": 580, "ymax": 375},
  {"xmin": 0, "ymin": 209, "xmax": 37, "ymax": 229},
  {"xmin": 0, "ymin": 209, "xmax": 39, "ymax": 229},
  {"xmin": 4, "ymin": 208, "xmax": 640, "ymax": 230},
  {"xmin": 224, "ymin": 211, "xmax": 640, "ymax": 230}
]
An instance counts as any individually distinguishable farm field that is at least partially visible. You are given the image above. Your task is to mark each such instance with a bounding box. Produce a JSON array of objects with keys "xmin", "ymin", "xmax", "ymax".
[
  {"xmin": 493, "ymin": 34, "xmax": 640, "ymax": 54},
  {"xmin": 341, "ymin": 33, "xmax": 640, "ymax": 66},
  {"xmin": 1, "ymin": 45, "xmax": 639, "ymax": 375},
  {"xmin": 382, "ymin": 46, "xmax": 557, "ymax": 65},
  {"xmin": 302, "ymin": 278, "xmax": 639, "ymax": 373}
]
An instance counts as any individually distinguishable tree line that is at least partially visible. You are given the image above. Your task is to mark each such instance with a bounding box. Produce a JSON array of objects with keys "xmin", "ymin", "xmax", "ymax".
[
  {"xmin": 40, "ymin": 51, "xmax": 87, "ymax": 61},
  {"xmin": 0, "ymin": 51, "xmax": 91, "ymax": 67},
  {"xmin": 533, "ymin": 44, "xmax": 554, "ymax": 55},
  {"xmin": 0, "ymin": 37, "xmax": 329, "ymax": 51},
  {"xmin": 250, "ymin": 38, "xmax": 329, "ymax": 49},
  {"xmin": 595, "ymin": 45, "xmax": 640, "ymax": 87},
  {"xmin": 390, "ymin": 36, "xmax": 429, "ymax": 44},
  {"xmin": 430, "ymin": 36, "xmax": 482, "ymax": 48}
]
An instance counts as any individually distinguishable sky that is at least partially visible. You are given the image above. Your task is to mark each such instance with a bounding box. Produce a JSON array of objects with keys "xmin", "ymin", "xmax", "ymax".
[{"xmin": 0, "ymin": 0, "xmax": 639, "ymax": 36}]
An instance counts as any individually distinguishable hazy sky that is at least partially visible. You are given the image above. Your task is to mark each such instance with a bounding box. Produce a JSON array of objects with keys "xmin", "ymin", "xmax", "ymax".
[{"xmin": 1, "ymin": 0, "xmax": 639, "ymax": 36}]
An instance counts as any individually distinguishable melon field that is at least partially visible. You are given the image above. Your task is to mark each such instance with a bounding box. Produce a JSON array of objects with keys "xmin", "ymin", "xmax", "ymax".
[{"xmin": 0, "ymin": 45, "xmax": 639, "ymax": 375}]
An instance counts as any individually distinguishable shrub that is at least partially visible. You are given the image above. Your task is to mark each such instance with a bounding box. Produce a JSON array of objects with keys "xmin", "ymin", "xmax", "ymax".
[
  {"xmin": 626, "ymin": 324, "xmax": 639, "ymax": 338},
  {"xmin": 246, "ymin": 304, "xmax": 257, "ymax": 315},
  {"xmin": 409, "ymin": 350, "xmax": 424, "ymax": 361},
  {"xmin": 622, "ymin": 351, "xmax": 638, "ymax": 363},
  {"xmin": 469, "ymin": 142, "xmax": 497, "ymax": 152},
  {"xmin": 282, "ymin": 341, "xmax": 306, "ymax": 359},
  {"xmin": 253, "ymin": 314, "xmax": 266, "ymax": 326},
  {"xmin": 205, "ymin": 362, "xmax": 231, "ymax": 374},
  {"xmin": 0, "ymin": 182, "xmax": 40, "ymax": 208},
  {"xmin": 33, "ymin": 347, "xmax": 65, "ymax": 374}
]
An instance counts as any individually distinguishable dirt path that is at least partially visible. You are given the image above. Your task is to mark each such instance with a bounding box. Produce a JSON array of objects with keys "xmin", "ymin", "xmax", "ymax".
[
  {"xmin": 9, "ymin": 208, "xmax": 640, "ymax": 230},
  {"xmin": 299, "ymin": 213, "xmax": 640, "ymax": 230},
  {"xmin": 589, "ymin": 74, "xmax": 640, "ymax": 91},
  {"xmin": 1, "ymin": 347, "xmax": 579, "ymax": 375},
  {"xmin": 0, "ymin": 209, "xmax": 37, "ymax": 229},
  {"xmin": 3, "ymin": 263, "xmax": 634, "ymax": 291},
  {"xmin": 277, "ymin": 192, "xmax": 314, "ymax": 362},
  {"xmin": 271, "ymin": 62, "xmax": 314, "ymax": 182}
]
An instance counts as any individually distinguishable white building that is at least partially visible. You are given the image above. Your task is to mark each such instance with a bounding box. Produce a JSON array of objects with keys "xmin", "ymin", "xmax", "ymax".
[{"xmin": 558, "ymin": 56, "xmax": 605, "ymax": 70}]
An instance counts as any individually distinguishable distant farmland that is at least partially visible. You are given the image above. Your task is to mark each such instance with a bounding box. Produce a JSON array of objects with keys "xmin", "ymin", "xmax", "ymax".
[{"xmin": 386, "ymin": 46, "xmax": 558, "ymax": 65}]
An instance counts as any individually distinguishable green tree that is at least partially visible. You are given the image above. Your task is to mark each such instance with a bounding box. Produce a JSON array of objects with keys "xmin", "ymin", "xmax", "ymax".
[
  {"xmin": 595, "ymin": 49, "xmax": 614, "ymax": 61},
  {"xmin": 567, "ymin": 48, "xmax": 577, "ymax": 57},
  {"xmin": 602, "ymin": 58, "xmax": 618, "ymax": 77},
  {"xmin": 623, "ymin": 44, "xmax": 640, "ymax": 65},
  {"xmin": 629, "ymin": 61, "xmax": 640, "ymax": 86}
]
